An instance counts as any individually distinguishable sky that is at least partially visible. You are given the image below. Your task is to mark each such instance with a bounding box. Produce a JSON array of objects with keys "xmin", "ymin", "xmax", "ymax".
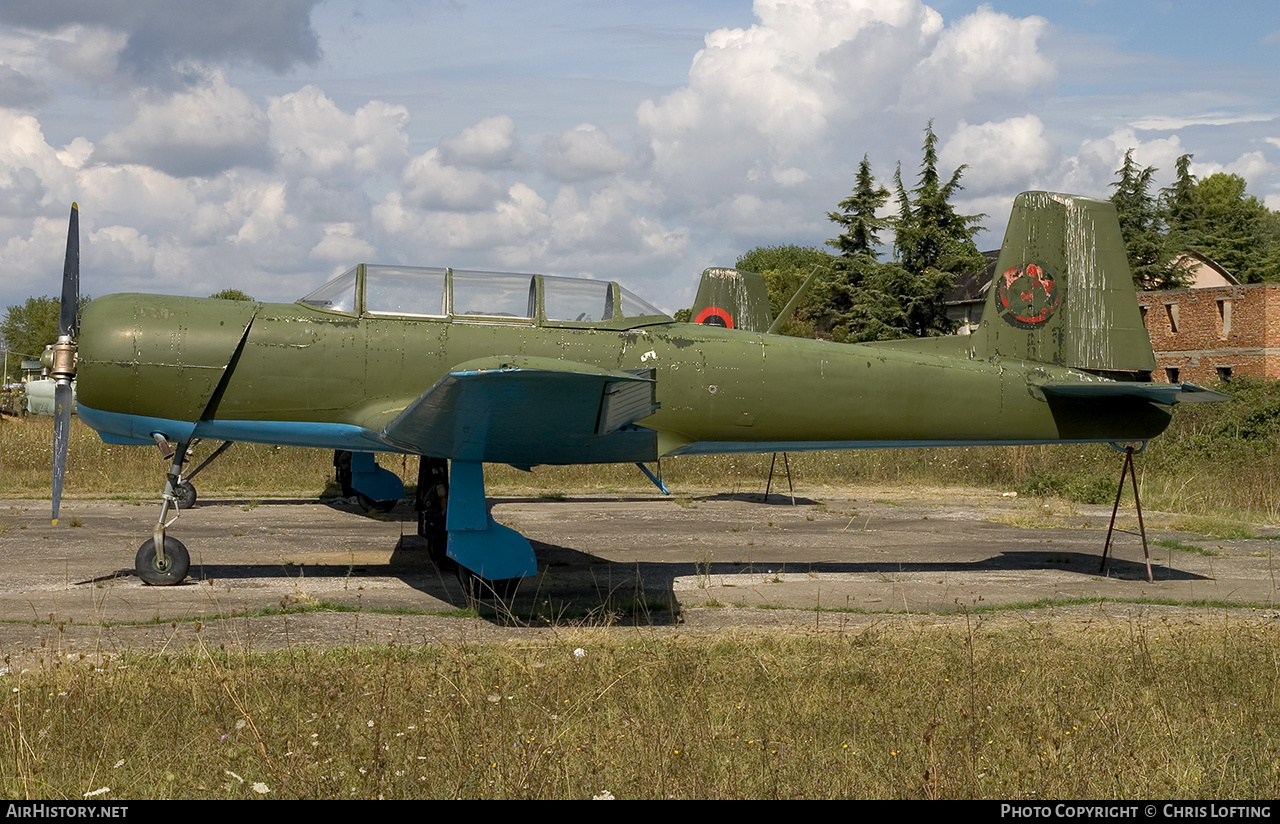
[{"xmin": 0, "ymin": 0, "xmax": 1278, "ymax": 317}]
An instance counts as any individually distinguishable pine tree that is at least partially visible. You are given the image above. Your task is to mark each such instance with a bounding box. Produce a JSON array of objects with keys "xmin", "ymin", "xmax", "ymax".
[
  {"xmin": 856, "ymin": 122, "xmax": 985, "ymax": 338},
  {"xmin": 826, "ymin": 155, "xmax": 890, "ymax": 260},
  {"xmin": 890, "ymin": 123, "xmax": 986, "ymax": 282},
  {"xmin": 1161, "ymin": 153, "xmax": 1199, "ymax": 239},
  {"xmin": 1110, "ymin": 149, "xmax": 1187, "ymax": 288}
]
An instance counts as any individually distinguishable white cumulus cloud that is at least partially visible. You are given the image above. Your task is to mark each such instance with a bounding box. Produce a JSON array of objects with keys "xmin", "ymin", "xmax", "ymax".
[
  {"xmin": 269, "ymin": 86, "xmax": 409, "ymax": 176},
  {"xmin": 401, "ymin": 149, "xmax": 504, "ymax": 211},
  {"xmin": 940, "ymin": 116, "xmax": 1055, "ymax": 192},
  {"xmin": 542, "ymin": 124, "xmax": 629, "ymax": 182},
  {"xmin": 439, "ymin": 115, "xmax": 518, "ymax": 169},
  {"xmin": 94, "ymin": 70, "xmax": 271, "ymax": 177}
]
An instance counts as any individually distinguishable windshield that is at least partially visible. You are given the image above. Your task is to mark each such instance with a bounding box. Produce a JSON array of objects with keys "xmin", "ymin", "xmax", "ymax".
[{"xmin": 299, "ymin": 267, "xmax": 357, "ymax": 313}]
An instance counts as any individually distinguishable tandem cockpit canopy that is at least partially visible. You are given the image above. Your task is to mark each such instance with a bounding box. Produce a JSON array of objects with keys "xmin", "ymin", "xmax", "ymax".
[{"xmin": 299, "ymin": 264, "xmax": 668, "ymax": 327}]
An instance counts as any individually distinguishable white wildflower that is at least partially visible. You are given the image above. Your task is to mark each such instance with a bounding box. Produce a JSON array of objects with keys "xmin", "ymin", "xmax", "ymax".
[
  {"xmin": 251, "ymin": 782, "xmax": 270, "ymax": 794},
  {"xmin": 83, "ymin": 787, "xmax": 110, "ymax": 798}
]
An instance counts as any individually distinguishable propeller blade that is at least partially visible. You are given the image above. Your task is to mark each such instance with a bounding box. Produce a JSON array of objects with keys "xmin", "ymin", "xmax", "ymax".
[
  {"xmin": 60, "ymin": 203, "xmax": 79, "ymax": 338},
  {"xmin": 52, "ymin": 381, "xmax": 71, "ymax": 525},
  {"xmin": 52, "ymin": 203, "xmax": 79, "ymax": 525}
]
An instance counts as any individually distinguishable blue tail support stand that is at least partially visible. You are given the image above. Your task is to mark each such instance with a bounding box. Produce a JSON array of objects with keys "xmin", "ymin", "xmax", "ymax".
[{"xmin": 445, "ymin": 460, "xmax": 537, "ymax": 581}]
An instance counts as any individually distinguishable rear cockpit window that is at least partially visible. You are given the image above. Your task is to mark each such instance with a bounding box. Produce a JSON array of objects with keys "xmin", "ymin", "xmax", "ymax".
[
  {"xmin": 365, "ymin": 265, "xmax": 447, "ymax": 316},
  {"xmin": 452, "ymin": 270, "xmax": 535, "ymax": 318},
  {"xmin": 543, "ymin": 276, "xmax": 614, "ymax": 322},
  {"xmin": 299, "ymin": 267, "xmax": 357, "ymax": 314}
]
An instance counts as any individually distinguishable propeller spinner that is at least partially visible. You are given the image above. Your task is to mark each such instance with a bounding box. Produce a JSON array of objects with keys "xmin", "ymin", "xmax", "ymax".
[{"xmin": 50, "ymin": 203, "xmax": 79, "ymax": 525}]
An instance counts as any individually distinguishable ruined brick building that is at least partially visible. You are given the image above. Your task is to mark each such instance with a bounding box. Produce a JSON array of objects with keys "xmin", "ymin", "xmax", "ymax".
[{"xmin": 1135, "ymin": 252, "xmax": 1280, "ymax": 384}]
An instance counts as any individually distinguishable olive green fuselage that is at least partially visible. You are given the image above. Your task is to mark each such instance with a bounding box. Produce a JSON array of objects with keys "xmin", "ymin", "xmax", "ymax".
[{"xmin": 75, "ymin": 293, "xmax": 1171, "ymax": 460}]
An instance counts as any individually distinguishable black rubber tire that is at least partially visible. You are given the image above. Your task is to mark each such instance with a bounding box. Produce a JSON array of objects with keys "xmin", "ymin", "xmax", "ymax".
[
  {"xmin": 135, "ymin": 537, "xmax": 190, "ymax": 586},
  {"xmin": 355, "ymin": 492, "xmax": 397, "ymax": 514},
  {"xmin": 174, "ymin": 481, "xmax": 197, "ymax": 510}
]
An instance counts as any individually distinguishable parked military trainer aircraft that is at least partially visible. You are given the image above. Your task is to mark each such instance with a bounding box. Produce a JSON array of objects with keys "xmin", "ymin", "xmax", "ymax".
[{"xmin": 48, "ymin": 193, "xmax": 1223, "ymax": 588}]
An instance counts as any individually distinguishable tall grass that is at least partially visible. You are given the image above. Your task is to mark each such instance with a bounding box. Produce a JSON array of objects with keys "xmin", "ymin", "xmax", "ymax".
[
  {"xmin": 2, "ymin": 377, "xmax": 1278, "ymax": 523},
  {"xmin": 2, "ymin": 621, "xmax": 1277, "ymax": 799}
]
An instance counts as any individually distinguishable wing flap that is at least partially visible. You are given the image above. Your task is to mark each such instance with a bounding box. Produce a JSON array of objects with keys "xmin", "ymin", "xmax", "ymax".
[{"xmin": 381, "ymin": 356, "xmax": 659, "ymax": 464}]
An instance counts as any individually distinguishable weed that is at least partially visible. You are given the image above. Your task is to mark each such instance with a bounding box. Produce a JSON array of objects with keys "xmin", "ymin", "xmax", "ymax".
[
  {"xmin": 1170, "ymin": 515, "xmax": 1256, "ymax": 540},
  {"xmin": 1154, "ymin": 539, "xmax": 1219, "ymax": 556}
]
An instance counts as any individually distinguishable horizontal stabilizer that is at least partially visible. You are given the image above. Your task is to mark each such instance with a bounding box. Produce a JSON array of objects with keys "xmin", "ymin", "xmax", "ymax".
[
  {"xmin": 381, "ymin": 356, "xmax": 659, "ymax": 464},
  {"xmin": 1039, "ymin": 381, "xmax": 1231, "ymax": 406}
]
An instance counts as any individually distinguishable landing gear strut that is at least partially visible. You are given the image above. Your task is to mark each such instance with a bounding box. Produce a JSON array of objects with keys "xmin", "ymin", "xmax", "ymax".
[
  {"xmin": 415, "ymin": 456, "xmax": 452, "ymax": 569},
  {"xmin": 134, "ymin": 437, "xmax": 233, "ymax": 585},
  {"xmin": 137, "ymin": 437, "xmax": 192, "ymax": 585}
]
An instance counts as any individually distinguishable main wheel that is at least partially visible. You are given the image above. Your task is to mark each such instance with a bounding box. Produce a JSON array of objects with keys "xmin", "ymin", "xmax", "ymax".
[
  {"xmin": 174, "ymin": 481, "xmax": 197, "ymax": 510},
  {"xmin": 355, "ymin": 492, "xmax": 398, "ymax": 514},
  {"xmin": 457, "ymin": 567, "xmax": 521, "ymax": 601},
  {"xmin": 135, "ymin": 537, "xmax": 190, "ymax": 586}
]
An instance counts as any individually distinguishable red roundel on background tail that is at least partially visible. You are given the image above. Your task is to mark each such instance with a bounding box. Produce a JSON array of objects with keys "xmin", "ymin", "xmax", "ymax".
[
  {"xmin": 996, "ymin": 263, "xmax": 1062, "ymax": 330},
  {"xmin": 694, "ymin": 306, "xmax": 733, "ymax": 328}
]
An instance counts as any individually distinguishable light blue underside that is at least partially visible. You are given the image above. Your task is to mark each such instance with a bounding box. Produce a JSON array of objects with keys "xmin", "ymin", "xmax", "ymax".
[
  {"xmin": 666, "ymin": 438, "xmax": 1121, "ymax": 456},
  {"xmin": 78, "ymin": 405, "xmax": 398, "ymax": 452},
  {"xmin": 79, "ymin": 405, "xmax": 1129, "ymax": 456}
]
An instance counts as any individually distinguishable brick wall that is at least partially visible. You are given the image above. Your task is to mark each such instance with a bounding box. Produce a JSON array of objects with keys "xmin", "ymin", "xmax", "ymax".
[{"xmin": 1136, "ymin": 283, "xmax": 1280, "ymax": 383}]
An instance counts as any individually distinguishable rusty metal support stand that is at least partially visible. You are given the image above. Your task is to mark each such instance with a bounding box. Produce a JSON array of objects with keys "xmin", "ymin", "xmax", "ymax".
[
  {"xmin": 763, "ymin": 452, "xmax": 795, "ymax": 505},
  {"xmin": 1101, "ymin": 446, "xmax": 1153, "ymax": 583}
]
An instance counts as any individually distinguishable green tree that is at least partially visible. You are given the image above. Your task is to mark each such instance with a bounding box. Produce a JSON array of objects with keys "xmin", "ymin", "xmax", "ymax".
[
  {"xmin": 826, "ymin": 155, "xmax": 890, "ymax": 260},
  {"xmin": 847, "ymin": 122, "xmax": 985, "ymax": 340},
  {"xmin": 3, "ymin": 297, "xmax": 60, "ymax": 379},
  {"xmin": 1110, "ymin": 149, "xmax": 1188, "ymax": 288},
  {"xmin": 1188, "ymin": 173, "xmax": 1280, "ymax": 282},
  {"xmin": 735, "ymin": 244, "xmax": 837, "ymax": 338},
  {"xmin": 743, "ymin": 125, "xmax": 987, "ymax": 343},
  {"xmin": 1161, "ymin": 153, "xmax": 1199, "ymax": 237},
  {"xmin": 890, "ymin": 123, "xmax": 986, "ymax": 283},
  {"xmin": 209, "ymin": 288, "xmax": 255, "ymax": 301}
]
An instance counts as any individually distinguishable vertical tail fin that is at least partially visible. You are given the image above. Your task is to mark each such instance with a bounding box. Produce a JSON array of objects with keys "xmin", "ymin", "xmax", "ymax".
[
  {"xmin": 690, "ymin": 267, "xmax": 773, "ymax": 332},
  {"xmin": 975, "ymin": 192, "xmax": 1156, "ymax": 375}
]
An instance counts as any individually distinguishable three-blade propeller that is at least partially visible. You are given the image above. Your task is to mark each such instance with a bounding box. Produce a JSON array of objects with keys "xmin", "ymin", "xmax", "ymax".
[{"xmin": 51, "ymin": 203, "xmax": 79, "ymax": 525}]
